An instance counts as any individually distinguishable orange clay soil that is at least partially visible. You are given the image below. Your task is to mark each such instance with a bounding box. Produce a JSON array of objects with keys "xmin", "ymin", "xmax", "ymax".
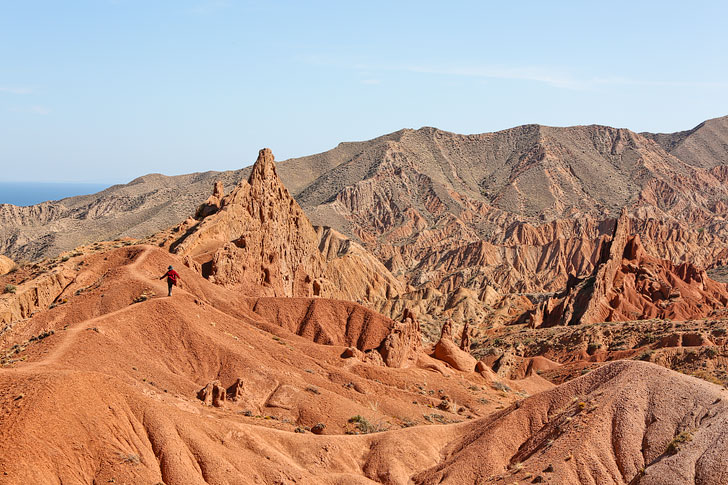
[{"xmin": 0, "ymin": 244, "xmax": 727, "ymax": 484}]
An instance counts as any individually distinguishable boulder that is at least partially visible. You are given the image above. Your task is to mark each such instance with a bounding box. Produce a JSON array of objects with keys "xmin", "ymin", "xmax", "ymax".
[
  {"xmin": 197, "ymin": 380, "xmax": 226, "ymax": 407},
  {"xmin": 433, "ymin": 337, "xmax": 477, "ymax": 372}
]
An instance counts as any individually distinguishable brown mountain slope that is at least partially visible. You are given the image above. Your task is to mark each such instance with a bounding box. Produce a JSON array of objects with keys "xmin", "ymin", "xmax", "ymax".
[
  {"xmin": 0, "ymin": 169, "xmax": 245, "ymax": 261},
  {"xmin": 644, "ymin": 115, "xmax": 728, "ymax": 168},
  {"xmin": 4, "ymin": 116, "xmax": 727, "ymax": 267}
]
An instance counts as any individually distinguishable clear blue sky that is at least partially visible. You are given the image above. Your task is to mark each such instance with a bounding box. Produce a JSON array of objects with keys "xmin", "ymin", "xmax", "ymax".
[{"xmin": 1, "ymin": 0, "xmax": 727, "ymax": 183}]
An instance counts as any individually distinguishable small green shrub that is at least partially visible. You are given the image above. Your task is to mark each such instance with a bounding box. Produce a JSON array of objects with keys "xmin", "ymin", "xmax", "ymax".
[
  {"xmin": 636, "ymin": 350, "xmax": 653, "ymax": 361},
  {"xmin": 4, "ymin": 284, "xmax": 16, "ymax": 294},
  {"xmin": 493, "ymin": 381, "xmax": 511, "ymax": 392},
  {"xmin": 665, "ymin": 431, "xmax": 693, "ymax": 455},
  {"xmin": 347, "ymin": 415, "xmax": 387, "ymax": 434}
]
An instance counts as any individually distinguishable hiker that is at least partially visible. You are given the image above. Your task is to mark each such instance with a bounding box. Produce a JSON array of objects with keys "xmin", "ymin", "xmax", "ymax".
[{"xmin": 160, "ymin": 265, "xmax": 180, "ymax": 296}]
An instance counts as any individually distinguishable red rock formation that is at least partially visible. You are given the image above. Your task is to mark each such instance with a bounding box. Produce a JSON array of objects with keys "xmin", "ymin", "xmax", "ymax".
[
  {"xmin": 460, "ymin": 320, "xmax": 471, "ymax": 352},
  {"xmin": 530, "ymin": 213, "xmax": 728, "ymax": 326},
  {"xmin": 167, "ymin": 148, "xmax": 403, "ymax": 303},
  {"xmin": 195, "ymin": 180, "xmax": 225, "ymax": 218},
  {"xmin": 197, "ymin": 380, "xmax": 227, "ymax": 407},
  {"xmin": 432, "ymin": 320, "xmax": 477, "ymax": 372},
  {"xmin": 0, "ymin": 265, "xmax": 76, "ymax": 325},
  {"xmin": 378, "ymin": 308, "xmax": 422, "ymax": 368}
]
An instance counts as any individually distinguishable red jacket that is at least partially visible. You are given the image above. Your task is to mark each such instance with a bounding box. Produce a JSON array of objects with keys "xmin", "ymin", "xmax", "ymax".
[{"xmin": 163, "ymin": 269, "xmax": 180, "ymax": 284}]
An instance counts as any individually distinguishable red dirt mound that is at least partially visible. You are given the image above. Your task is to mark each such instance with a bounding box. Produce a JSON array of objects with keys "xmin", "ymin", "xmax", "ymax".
[{"xmin": 414, "ymin": 360, "xmax": 728, "ymax": 484}]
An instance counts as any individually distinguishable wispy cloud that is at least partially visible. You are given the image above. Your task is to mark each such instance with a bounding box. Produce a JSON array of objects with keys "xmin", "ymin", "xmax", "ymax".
[
  {"xmin": 0, "ymin": 86, "xmax": 33, "ymax": 95},
  {"xmin": 402, "ymin": 64, "xmax": 582, "ymax": 89},
  {"xmin": 402, "ymin": 65, "xmax": 728, "ymax": 90},
  {"xmin": 301, "ymin": 55, "xmax": 728, "ymax": 91},
  {"xmin": 9, "ymin": 105, "xmax": 51, "ymax": 115}
]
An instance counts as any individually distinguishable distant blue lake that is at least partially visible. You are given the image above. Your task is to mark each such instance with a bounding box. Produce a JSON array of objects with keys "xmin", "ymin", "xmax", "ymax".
[{"xmin": 0, "ymin": 182, "xmax": 112, "ymax": 207}]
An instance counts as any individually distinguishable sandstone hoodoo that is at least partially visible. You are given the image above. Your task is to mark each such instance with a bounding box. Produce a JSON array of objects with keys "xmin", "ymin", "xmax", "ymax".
[{"xmin": 432, "ymin": 320, "xmax": 477, "ymax": 372}]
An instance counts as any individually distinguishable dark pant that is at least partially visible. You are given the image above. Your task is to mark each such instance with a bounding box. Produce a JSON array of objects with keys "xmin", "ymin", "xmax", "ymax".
[{"xmin": 167, "ymin": 279, "xmax": 174, "ymax": 296}]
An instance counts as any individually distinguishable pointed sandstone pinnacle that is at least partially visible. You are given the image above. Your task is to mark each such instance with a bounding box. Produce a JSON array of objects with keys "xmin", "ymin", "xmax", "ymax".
[
  {"xmin": 460, "ymin": 321, "xmax": 471, "ymax": 353},
  {"xmin": 196, "ymin": 180, "xmax": 226, "ymax": 219},
  {"xmin": 440, "ymin": 320, "xmax": 453, "ymax": 340},
  {"xmin": 248, "ymin": 148, "xmax": 279, "ymax": 187},
  {"xmin": 168, "ymin": 147, "xmax": 402, "ymax": 302}
]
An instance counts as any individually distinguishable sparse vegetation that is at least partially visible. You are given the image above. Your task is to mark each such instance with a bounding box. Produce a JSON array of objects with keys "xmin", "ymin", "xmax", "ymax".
[
  {"xmin": 399, "ymin": 417, "xmax": 416, "ymax": 428},
  {"xmin": 117, "ymin": 452, "xmax": 141, "ymax": 465},
  {"xmin": 636, "ymin": 350, "xmax": 653, "ymax": 361},
  {"xmin": 665, "ymin": 431, "xmax": 693, "ymax": 455},
  {"xmin": 4, "ymin": 284, "xmax": 16, "ymax": 294},
  {"xmin": 347, "ymin": 415, "xmax": 388, "ymax": 434},
  {"xmin": 493, "ymin": 381, "xmax": 511, "ymax": 392},
  {"xmin": 132, "ymin": 290, "xmax": 154, "ymax": 303}
]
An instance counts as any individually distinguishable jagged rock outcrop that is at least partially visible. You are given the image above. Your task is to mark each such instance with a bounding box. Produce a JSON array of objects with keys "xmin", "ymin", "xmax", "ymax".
[
  {"xmin": 529, "ymin": 213, "xmax": 728, "ymax": 327},
  {"xmin": 195, "ymin": 180, "xmax": 225, "ymax": 218},
  {"xmin": 165, "ymin": 148, "xmax": 402, "ymax": 303},
  {"xmin": 378, "ymin": 308, "xmax": 422, "ymax": 368},
  {"xmin": 0, "ymin": 266, "xmax": 76, "ymax": 326},
  {"xmin": 432, "ymin": 320, "xmax": 477, "ymax": 372},
  {"xmin": 459, "ymin": 320, "xmax": 471, "ymax": 352},
  {"xmin": 197, "ymin": 380, "xmax": 227, "ymax": 407}
]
